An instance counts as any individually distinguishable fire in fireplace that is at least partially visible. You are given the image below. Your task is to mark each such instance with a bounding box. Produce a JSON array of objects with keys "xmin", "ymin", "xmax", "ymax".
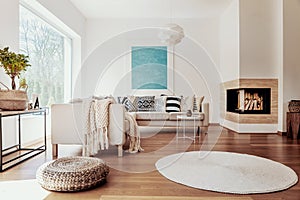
[{"xmin": 227, "ymin": 88, "xmax": 271, "ymax": 114}]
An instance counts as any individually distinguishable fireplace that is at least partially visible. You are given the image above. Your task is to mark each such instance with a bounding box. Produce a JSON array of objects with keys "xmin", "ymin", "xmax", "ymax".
[
  {"xmin": 227, "ymin": 88, "xmax": 271, "ymax": 114},
  {"xmin": 222, "ymin": 79, "xmax": 278, "ymax": 131}
]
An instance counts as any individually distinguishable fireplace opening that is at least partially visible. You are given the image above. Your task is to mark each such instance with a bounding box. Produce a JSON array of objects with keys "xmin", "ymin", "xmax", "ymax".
[{"xmin": 227, "ymin": 88, "xmax": 271, "ymax": 114}]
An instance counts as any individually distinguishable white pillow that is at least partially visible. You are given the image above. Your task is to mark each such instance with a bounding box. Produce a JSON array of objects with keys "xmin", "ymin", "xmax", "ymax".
[
  {"xmin": 155, "ymin": 96, "xmax": 167, "ymax": 112},
  {"xmin": 180, "ymin": 96, "xmax": 194, "ymax": 111}
]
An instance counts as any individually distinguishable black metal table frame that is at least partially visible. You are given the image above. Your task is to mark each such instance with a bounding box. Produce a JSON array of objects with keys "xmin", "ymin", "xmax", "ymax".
[{"xmin": 0, "ymin": 109, "xmax": 46, "ymax": 172}]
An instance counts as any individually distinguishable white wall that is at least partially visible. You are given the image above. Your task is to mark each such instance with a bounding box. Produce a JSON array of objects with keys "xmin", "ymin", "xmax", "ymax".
[
  {"xmin": 0, "ymin": 0, "xmax": 19, "ymax": 148},
  {"xmin": 219, "ymin": 0, "xmax": 284, "ymax": 132},
  {"xmin": 82, "ymin": 18, "xmax": 222, "ymax": 123},
  {"xmin": 0, "ymin": 0, "xmax": 86, "ymax": 147},
  {"xmin": 0, "ymin": 0, "xmax": 19, "ymax": 88},
  {"xmin": 37, "ymin": 0, "xmax": 85, "ymax": 39},
  {"xmin": 84, "ymin": 18, "xmax": 220, "ymax": 65},
  {"xmin": 219, "ymin": 0, "xmax": 239, "ymax": 82},
  {"xmin": 237, "ymin": 0, "xmax": 283, "ymax": 133},
  {"xmin": 0, "ymin": 0, "xmax": 19, "ymax": 50},
  {"xmin": 282, "ymin": 0, "xmax": 300, "ymax": 131},
  {"xmin": 239, "ymin": 0, "xmax": 282, "ymax": 78}
]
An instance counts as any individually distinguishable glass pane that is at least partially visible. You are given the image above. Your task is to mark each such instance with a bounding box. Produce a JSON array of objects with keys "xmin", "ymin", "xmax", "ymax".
[{"xmin": 19, "ymin": 6, "xmax": 67, "ymax": 106}]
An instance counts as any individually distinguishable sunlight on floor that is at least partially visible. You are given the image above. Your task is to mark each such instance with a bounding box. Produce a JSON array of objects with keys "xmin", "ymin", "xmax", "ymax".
[{"xmin": 0, "ymin": 179, "xmax": 50, "ymax": 199}]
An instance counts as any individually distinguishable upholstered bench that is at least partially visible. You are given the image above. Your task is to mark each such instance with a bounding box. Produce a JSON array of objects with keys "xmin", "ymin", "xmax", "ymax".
[{"xmin": 36, "ymin": 156, "xmax": 109, "ymax": 192}]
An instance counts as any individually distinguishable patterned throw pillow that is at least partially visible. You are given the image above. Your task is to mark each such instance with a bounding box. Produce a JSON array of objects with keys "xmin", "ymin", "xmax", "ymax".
[
  {"xmin": 192, "ymin": 95, "xmax": 205, "ymax": 112},
  {"xmin": 117, "ymin": 96, "xmax": 125, "ymax": 104},
  {"xmin": 155, "ymin": 96, "xmax": 167, "ymax": 112},
  {"xmin": 165, "ymin": 96, "xmax": 182, "ymax": 112},
  {"xmin": 117, "ymin": 96, "xmax": 136, "ymax": 112},
  {"xmin": 134, "ymin": 96, "xmax": 155, "ymax": 111}
]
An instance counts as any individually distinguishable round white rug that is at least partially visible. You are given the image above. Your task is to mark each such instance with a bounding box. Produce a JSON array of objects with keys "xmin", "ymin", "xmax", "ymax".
[{"xmin": 155, "ymin": 151, "xmax": 298, "ymax": 194}]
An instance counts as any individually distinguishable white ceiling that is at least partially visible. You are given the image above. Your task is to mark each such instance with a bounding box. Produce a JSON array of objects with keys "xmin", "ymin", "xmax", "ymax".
[{"xmin": 69, "ymin": 0, "xmax": 233, "ymax": 19}]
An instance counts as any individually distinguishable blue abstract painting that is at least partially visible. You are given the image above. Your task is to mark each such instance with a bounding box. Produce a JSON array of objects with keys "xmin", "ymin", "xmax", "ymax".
[{"xmin": 131, "ymin": 46, "xmax": 167, "ymax": 89}]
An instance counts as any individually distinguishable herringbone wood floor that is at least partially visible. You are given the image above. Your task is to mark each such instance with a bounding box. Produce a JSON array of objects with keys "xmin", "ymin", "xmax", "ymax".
[{"xmin": 0, "ymin": 125, "xmax": 299, "ymax": 200}]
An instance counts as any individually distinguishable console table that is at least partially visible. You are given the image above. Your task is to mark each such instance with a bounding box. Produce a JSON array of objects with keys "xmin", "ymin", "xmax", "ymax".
[
  {"xmin": 286, "ymin": 112, "xmax": 300, "ymax": 140},
  {"xmin": 0, "ymin": 109, "xmax": 46, "ymax": 172}
]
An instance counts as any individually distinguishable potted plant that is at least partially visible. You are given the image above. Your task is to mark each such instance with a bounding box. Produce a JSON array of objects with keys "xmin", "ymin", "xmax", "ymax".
[
  {"xmin": 0, "ymin": 47, "xmax": 30, "ymax": 110},
  {"xmin": 0, "ymin": 47, "xmax": 30, "ymax": 89}
]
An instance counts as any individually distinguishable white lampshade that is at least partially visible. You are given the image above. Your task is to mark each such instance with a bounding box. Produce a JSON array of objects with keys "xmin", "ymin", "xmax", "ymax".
[{"xmin": 159, "ymin": 23, "xmax": 185, "ymax": 45}]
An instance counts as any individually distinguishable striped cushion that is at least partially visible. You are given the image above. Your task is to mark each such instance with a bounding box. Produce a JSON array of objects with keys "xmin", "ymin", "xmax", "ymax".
[{"xmin": 165, "ymin": 96, "xmax": 181, "ymax": 112}]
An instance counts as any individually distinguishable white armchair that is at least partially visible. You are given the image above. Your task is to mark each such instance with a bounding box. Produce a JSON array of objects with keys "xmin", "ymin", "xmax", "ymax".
[{"xmin": 51, "ymin": 103, "xmax": 128, "ymax": 157}]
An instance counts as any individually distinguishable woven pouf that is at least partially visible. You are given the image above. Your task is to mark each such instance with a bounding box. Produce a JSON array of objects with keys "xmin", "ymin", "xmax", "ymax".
[{"xmin": 36, "ymin": 156, "xmax": 109, "ymax": 192}]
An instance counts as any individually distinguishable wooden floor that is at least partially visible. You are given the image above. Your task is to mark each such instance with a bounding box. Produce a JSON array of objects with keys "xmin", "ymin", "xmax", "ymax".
[{"xmin": 0, "ymin": 125, "xmax": 299, "ymax": 200}]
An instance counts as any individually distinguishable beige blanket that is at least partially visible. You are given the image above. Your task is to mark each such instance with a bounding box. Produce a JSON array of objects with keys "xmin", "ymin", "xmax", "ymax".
[
  {"xmin": 83, "ymin": 98, "xmax": 113, "ymax": 156},
  {"xmin": 125, "ymin": 112, "xmax": 144, "ymax": 153}
]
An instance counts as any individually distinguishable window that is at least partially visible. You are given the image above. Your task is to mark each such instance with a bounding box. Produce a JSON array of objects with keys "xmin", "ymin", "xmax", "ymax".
[{"xmin": 19, "ymin": 5, "xmax": 71, "ymax": 106}]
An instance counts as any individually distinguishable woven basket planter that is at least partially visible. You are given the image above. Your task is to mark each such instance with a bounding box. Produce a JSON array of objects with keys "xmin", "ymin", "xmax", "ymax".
[
  {"xmin": 0, "ymin": 82, "xmax": 28, "ymax": 111},
  {"xmin": 36, "ymin": 156, "xmax": 109, "ymax": 192},
  {"xmin": 288, "ymin": 100, "xmax": 300, "ymax": 113}
]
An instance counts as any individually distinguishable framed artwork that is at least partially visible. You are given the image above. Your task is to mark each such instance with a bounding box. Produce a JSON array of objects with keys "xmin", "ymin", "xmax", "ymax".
[{"xmin": 131, "ymin": 46, "xmax": 169, "ymax": 90}]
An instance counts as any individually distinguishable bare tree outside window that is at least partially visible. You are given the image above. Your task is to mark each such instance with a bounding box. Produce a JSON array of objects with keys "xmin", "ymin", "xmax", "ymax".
[{"xmin": 19, "ymin": 6, "xmax": 67, "ymax": 106}]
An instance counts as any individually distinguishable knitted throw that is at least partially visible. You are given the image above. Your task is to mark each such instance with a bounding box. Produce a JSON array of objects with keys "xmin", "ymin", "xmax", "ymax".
[
  {"xmin": 83, "ymin": 98, "xmax": 113, "ymax": 156},
  {"xmin": 125, "ymin": 112, "xmax": 144, "ymax": 153}
]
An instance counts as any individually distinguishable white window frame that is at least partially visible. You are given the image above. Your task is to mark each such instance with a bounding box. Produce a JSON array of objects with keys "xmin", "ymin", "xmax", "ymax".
[{"xmin": 20, "ymin": 0, "xmax": 82, "ymax": 102}]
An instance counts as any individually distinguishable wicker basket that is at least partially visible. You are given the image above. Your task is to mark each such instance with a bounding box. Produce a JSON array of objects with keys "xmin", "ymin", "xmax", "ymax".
[
  {"xmin": 0, "ymin": 82, "xmax": 28, "ymax": 111},
  {"xmin": 288, "ymin": 100, "xmax": 300, "ymax": 113},
  {"xmin": 36, "ymin": 156, "xmax": 109, "ymax": 192}
]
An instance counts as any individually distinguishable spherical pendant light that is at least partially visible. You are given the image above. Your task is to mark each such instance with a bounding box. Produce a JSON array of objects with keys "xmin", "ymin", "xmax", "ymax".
[{"xmin": 159, "ymin": 23, "xmax": 185, "ymax": 45}]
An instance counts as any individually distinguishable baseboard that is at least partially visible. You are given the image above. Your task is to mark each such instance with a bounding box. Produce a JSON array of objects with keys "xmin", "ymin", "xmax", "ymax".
[
  {"xmin": 209, "ymin": 123, "xmax": 220, "ymax": 126},
  {"xmin": 277, "ymin": 131, "xmax": 287, "ymax": 136},
  {"xmin": 23, "ymin": 134, "xmax": 50, "ymax": 147},
  {"xmin": 220, "ymin": 120, "xmax": 278, "ymax": 133}
]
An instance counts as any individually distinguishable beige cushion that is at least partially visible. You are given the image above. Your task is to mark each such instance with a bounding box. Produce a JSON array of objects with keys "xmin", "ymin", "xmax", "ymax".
[
  {"xmin": 192, "ymin": 112, "xmax": 205, "ymax": 120},
  {"xmin": 168, "ymin": 112, "xmax": 187, "ymax": 120},
  {"xmin": 135, "ymin": 112, "xmax": 169, "ymax": 120},
  {"xmin": 169, "ymin": 112, "xmax": 205, "ymax": 121}
]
